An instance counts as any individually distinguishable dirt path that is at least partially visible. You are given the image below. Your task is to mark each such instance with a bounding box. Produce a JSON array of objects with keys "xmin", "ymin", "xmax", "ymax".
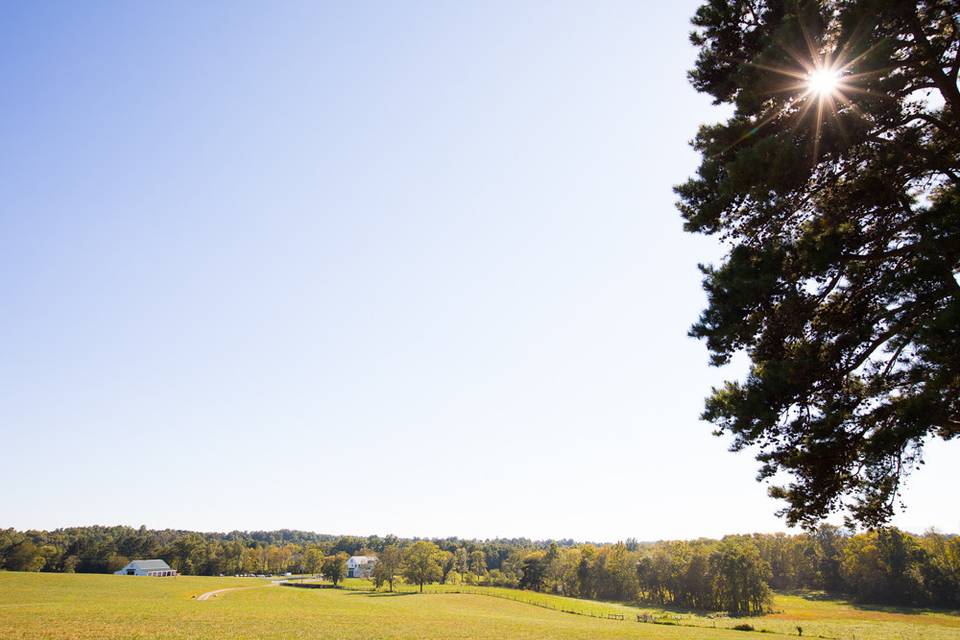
[{"xmin": 195, "ymin": 580, "xmax": 281, "ymax": 601}]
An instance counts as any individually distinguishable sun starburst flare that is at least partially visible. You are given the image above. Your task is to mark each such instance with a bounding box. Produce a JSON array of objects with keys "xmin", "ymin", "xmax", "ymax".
[
  {"xmin": 806, "ymin": 67, "xmax": 842, "ymax": 97},
  {"xmin": 722, "ymin": 41, "xmax": 883, "ymax": 163}
]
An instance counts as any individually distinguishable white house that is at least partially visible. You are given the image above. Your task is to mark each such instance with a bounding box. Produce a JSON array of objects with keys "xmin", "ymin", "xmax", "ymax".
[
  {"xmin": 347, "ymin": 555, "xmax": 377, "ymax": 578},
  {"xmin": 114, "ymin": 559, "xmax": 177, "ymax": 577}
]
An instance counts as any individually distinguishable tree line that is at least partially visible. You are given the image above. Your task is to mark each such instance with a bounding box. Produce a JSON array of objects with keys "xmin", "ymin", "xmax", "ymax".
[{"xmin": 1, "ymin": 525, "xmax": 957, "ymax": 611}]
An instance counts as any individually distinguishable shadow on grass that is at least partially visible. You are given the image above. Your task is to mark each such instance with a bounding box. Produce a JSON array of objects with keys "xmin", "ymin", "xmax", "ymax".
[
  {"xmin": 791, "ymin": 591, "xmax": 838, "ymax": 602},
  {"xmin": 849, "ymin": 601, "xmax": 960, "ymax": 616},
  {"xmin": 631, "ymin": 599, "xmax": 753, "ymax": 618},
  {"xmin": 786, "ymin": 590, "xmax": 960, "ymax": 617},
  {"xmin": 344, "ymin": 591, "xmax": 419, "ymax": 598}
]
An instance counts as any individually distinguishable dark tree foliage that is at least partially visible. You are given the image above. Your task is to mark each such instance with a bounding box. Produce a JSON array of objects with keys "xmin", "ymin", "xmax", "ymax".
[
  {"xmin": 677, "ymin": 0, "xmax": 960, "ymax": 528},
  {"xmin": 517, "ymin": 556, "xmax": 546, "ymax": 591}
]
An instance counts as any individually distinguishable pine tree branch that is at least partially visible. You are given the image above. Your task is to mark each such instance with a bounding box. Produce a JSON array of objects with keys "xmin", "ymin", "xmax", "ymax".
[{"xmin": 908, "ymin": 6, "xmax": 960, "ymax": 113}]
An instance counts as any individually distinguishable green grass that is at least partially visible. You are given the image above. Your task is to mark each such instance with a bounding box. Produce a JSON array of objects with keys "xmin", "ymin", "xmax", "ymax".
[
  {"xmin": 340, "ymin": 578, "xmax": 646, "ymax": 617},
  {"xmin": 1, "ymin": 571, "xmax": 958, "ymax": 639},
  {"xmin": 339, "ymin": 578, "xmax": 960, "ymax": 639}
]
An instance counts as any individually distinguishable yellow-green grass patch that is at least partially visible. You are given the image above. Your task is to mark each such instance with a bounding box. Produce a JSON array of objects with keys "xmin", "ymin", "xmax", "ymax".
[{"xmin": 2, "ymin": 572, "xmax": 959, "ymax": 640}]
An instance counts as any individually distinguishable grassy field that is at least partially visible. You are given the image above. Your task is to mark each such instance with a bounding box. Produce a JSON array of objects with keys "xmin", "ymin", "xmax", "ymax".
[
  {"xmin": 336, "ymin": 579, "xmax": 960, "ymax": 640},
  {"xmin": 1, "ymin": 572, "xmax": 958, "ymax": 640}
]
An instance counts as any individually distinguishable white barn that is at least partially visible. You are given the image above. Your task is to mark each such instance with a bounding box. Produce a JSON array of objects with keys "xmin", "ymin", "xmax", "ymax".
[
  {"xmin": 115, "ymin": 559, "xmax": 177, "ymax": 577},
  {"xmin": 347, "ymin": 555, "xmax": 377, "ymax": 578}
]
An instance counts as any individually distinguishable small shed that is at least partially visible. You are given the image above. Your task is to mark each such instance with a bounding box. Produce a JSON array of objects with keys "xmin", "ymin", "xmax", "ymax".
[{"xmin": 115, "ymin": 559, "xmax": 177, "ymax": 577}]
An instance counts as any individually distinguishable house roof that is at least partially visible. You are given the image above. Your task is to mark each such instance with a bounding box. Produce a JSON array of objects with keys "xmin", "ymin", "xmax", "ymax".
[
  {"xmin": 127, "ymin": 559, "xmax": 172, "ymax": 571},
  {"xmin": 348, "ymin": 556, "xmax": 376, "ymax": 563}
]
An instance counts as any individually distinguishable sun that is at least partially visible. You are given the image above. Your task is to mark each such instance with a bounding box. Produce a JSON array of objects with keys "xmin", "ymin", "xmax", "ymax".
[
  {"xmin": 807, "ymin": 67, "xmax": 841, "ymax": 97},
  {"xmin": 725, "ymin": 46, "xmax": 870, "ymax": 161}
]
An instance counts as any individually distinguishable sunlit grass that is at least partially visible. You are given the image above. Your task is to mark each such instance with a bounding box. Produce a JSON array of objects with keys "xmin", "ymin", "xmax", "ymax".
[
  {"xmin": 2, "ymin": 572, "xmax": 959, "ymax": 640},
  {"xmin": 341, "ymin": 578, "xmax": 960, "ymax": 639}
]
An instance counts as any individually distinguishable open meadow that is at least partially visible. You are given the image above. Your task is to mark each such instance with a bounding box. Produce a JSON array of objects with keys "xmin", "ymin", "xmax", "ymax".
[{"xmin": 2, "ymin": 572, "xmax": 958, "ymax": 640}]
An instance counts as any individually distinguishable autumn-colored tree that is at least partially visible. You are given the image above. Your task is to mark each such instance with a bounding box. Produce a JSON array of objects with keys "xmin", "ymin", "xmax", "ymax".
[{"xmin": 303, "ymin": 547, "xmax": 324, "ymax": 576}]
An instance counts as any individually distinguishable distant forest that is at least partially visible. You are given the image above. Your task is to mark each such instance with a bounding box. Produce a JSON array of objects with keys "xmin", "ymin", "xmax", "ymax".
[{"xmin": 2, "ymin": 525, "xmax": 957, "ymax": 611}]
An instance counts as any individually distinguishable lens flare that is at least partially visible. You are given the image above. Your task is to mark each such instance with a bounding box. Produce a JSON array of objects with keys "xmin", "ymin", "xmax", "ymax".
[{"xmin": 807, "ymin": 68, "xmax": 841, "ymax": 97}]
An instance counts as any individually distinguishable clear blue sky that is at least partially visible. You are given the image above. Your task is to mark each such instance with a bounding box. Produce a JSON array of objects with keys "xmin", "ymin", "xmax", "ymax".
[{"xmin": 2, "ymin": 1, "xmax": 956, "ymax": 541}]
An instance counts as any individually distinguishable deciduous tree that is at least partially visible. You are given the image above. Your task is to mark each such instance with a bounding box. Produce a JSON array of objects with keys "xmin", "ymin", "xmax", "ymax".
[
  {"xmin": 469, "ymin": 550, "xmax": 487, "ymax": 579},
  {"xmin": 303, "ymin": 547, "xmax": 324, "ymax": 576},
  {"xmin": 453, "ymin": 547, "xmax": 469, "ymax": 581},
  {"xmin": 322, "ymin": 552, "xmax": 348, "ymax": 586},
  {"xmin": 402, "ymin": 541, "xmax": 444, "ymax": 593},
  {"xmin": 518, "ymin": 554, "xmax": 546, "ymax": 592},
  {"xmin": 710, "ymin": 538, "xmax": 773, "ymax": 615},
  {"xmin": 373, "ymin": 545, "xmax": 403, "ymax": 592}
]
